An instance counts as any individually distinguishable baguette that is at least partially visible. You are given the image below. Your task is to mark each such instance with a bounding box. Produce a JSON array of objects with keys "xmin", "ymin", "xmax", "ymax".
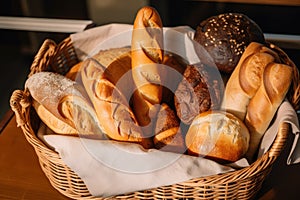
[
  {"xmin": 131, "ymin": 6, "xmax": 164, "ymax": 135},
  {"xmin": 81, "ymin": 56, "xmax": 153, "ymax": 149},
  {"xmin": 221, "ymin": 42, "xmax": 280, "ymax": 120},
  {"xmin": 245, "ymin": 62, "xmax": 293, "ymax": 160}
]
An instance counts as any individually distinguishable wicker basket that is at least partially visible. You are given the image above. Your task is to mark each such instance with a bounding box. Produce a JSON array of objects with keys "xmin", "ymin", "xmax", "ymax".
[{"xmin": 10, "ymin": 35, "xmax": 300, "ymax": 199}]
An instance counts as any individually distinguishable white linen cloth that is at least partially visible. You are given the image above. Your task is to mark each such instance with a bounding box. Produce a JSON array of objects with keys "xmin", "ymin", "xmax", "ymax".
[{"xmin": 37, "ymin": 24, "xmax": 300, "ymax": 197}]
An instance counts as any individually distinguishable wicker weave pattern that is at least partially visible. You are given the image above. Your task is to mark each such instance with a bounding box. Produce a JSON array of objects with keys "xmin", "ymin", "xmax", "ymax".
[{"xmin": 10, "ymin": 37, "xmax": 300, "ymax": 199}]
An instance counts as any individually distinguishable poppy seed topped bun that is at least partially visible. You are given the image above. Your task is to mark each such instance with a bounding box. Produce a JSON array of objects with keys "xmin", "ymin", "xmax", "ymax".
[{"xmin": 194, "ymin": 13, "xmax": 265, "ymax": 73}]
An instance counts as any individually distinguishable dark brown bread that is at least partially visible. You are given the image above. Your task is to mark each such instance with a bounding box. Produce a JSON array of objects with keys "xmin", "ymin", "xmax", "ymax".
[
  {"xmin": 174, "ymin": 63, "xmax": 224, "ymax": 125},
  {"xmin": 194, "ymin": 13, "xmax": 265, "ymax": 73}
]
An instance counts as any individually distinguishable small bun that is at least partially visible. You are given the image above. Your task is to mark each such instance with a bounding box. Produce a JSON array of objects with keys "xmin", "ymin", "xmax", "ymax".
[
  {"xmin": 185, "ymin": 111, "xmax": 250, "ymax": 163},
  {"xmin": 194, "ymin": 13, "xmax": 265, "ymax": 73}
]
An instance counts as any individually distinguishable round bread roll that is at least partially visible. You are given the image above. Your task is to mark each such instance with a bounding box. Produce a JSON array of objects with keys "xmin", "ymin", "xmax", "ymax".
[
  {"xmin": 185, "ymin": 110, "xmax": 250, "ymax": 163},
  {"xmin": 194, "ymin": 13, "xmax": 265, "ymax": 73}
]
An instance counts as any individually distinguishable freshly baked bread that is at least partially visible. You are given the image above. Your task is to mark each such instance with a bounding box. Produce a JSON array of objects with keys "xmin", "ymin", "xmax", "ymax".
[
  {"xmin": 32, "ymin": 99, "xmax": 78, "ymax": 135},
  {"xmin": 131, "ymin": 6, "xmax": 164, "ymax": 134},
  {"xmin": 174, "ymin": 63, "xmax": 224, "ymax": 125},
  {"xmin": 245, "ymin": 62, "xmax": 293, "ymax": 161},
  {"xmin": 26, "ymin": 72, "xmax": 104, "ymax": 138},
  {"xmin": 185, "ymin": 111, "xmax": 250, "ymax": 163},
  {"xmin": 221, "ymin": 42, "xmax": 279, "ymax": 121},
  {"xmin": 153, "ymin": 103, "xmax": 186, "ymax": 153},
  {"xmin": 194, "ymin": 13, "xmax": 265, "ymax": 73},
  {"xmin": 81, "ymin": 56, "xmax": 153, "ymax": 149}
]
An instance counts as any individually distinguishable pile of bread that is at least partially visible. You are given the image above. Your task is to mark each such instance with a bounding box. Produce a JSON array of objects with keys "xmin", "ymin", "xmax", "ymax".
[{"xmin": 25, "ymin": 7, "xmax": 293, "ymax": 164}]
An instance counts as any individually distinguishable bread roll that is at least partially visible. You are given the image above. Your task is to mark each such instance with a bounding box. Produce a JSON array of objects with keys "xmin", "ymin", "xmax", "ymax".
[
  {"xmin": 174, "ymin": 63, "xmax": 224, "ymax": 125},
  {"xmin": 26, "ymin": 72, "xmax": 104, "ymax": 138},
  {"xmin": 245, "ymin": 62, "xmax": 293, "ymax": 160},
  {"xmin": 194, "ymin": 13, "xmax": 265, "ymax": 73},
  {"xmin": 185, "ymin": 111, "xmax": 250, "ymax": 163},
  {"xmin": 221, "ymin": 42, "xmax": 279, "ymax": 121},
  {"xmin": 153, "ymin": 103, "xmax": 186, "ymax": 153},
  {"xmin": 131, "ymin": 6, "xmax": 164, "ymax": 134},
  {"xmin": 81, "ymin": 56, "xmax": 153, "ymax": 149}
]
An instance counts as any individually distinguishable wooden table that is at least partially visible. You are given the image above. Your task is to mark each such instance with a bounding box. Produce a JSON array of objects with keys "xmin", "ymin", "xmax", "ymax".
[
  {"xmin": 0, "ymin": 111, "xmax": 300, "ymax": 199},
  {"xmin": 0, "ymin": 112, "xmax": 70, "ymax": 200}
]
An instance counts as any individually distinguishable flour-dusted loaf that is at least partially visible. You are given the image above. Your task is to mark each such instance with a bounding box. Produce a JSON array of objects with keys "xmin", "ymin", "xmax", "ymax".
[{"xmin": 25, "ymin": 72, "xmax": 105, "ymax": 138}]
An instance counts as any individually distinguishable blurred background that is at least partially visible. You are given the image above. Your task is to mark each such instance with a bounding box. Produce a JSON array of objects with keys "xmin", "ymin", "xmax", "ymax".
[{"xmin": 0, "ymin": 0, "xmax": 299, "ymax": 121}]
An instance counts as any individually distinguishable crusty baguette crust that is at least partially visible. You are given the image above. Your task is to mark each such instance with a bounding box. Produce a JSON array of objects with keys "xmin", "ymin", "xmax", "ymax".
[
  {"xmin": 221, "ymin": 42, "xmax": 279, "ymax": 120},
  {"xmin": 131, "ymin": 6, "xmax": 164, "ymax": 132},
  {"xmin": 81, "ymin": 56, "xmax": 153, "ymax": 149},
  {"xmin": 245, "ymin": 62, "xmax": 293, "ymax": 160}
]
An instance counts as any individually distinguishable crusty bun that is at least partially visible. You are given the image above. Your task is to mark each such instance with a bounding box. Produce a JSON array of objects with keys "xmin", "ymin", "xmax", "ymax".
[
  {"xmin": 174, "ymin": 63, "xmax": 224, "ymax": 125},
  {"xmin": 131, "ymin": 6, "xmax": 164, "ymax": 134},
  {"xmin": 81, "ymin": 54, "xmax": 153, "ymax": 149},
  {"xmin": 194, "ymin": 13, "xmax": 265, "ymax": 73},
  {"xmin": 26, "ymin": 72, "xmax": 104, "ymax": 138},
  {"xmin": 153, "ymin": 103, "xmax": 186, "ymax": 153},
  {"xmin": 221, "ymin": 42, "xmax": 279, "ymax": 121},
  {"xmin": 185, "ymin": 111, "xmax": 250, "ymax": 163}
]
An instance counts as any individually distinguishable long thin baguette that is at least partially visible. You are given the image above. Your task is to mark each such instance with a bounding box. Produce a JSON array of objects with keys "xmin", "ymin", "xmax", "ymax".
[{"xmin": 131, "ymin": 6, "xmax": 164, "ymax": 135}]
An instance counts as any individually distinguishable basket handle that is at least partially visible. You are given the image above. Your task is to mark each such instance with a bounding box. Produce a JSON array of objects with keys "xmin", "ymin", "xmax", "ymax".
[
  {"xmin": 10, "ymin": 90, "xmax": 31, "ymax": 127},
  {"xmin": 29, "ymin": 39, "xmax": 57, "ymax": 77},
  {"xmin": 268, "ymin": 122, "xmax": 290, "ymax": 158}
]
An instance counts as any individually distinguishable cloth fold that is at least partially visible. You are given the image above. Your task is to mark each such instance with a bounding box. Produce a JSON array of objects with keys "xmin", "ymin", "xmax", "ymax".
[{"xmin": 41, "ymin": 127, "xmax": 233, "ymax": 197}]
